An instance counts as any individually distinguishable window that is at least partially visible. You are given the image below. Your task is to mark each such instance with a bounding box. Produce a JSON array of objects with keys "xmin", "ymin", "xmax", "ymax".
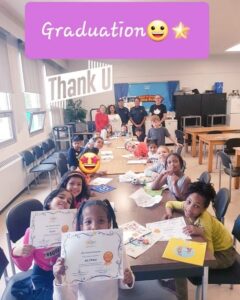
[
  {"xmin": 29, "ymin": 111, "xmax": 46, "ymax": 134},
  {"xmin": 24, "ymin": 92, "xmax": 40, "ymax": 110},
  {"xmin": 19, "ymin": 44, "xmax": 45, "ymax": 135},
  {"xmin": 24, "ymin": 92, "xmax": 44, "ymax": 134},
  {"xmin": 0, "ymin": 32, "xmax": 15, "ymax": 147},
  {"xmin": 0, "ymin": 92, "xmax": 15, "ymax": 145}
]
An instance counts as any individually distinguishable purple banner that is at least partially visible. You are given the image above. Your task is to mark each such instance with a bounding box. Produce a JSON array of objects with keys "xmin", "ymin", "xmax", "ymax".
[{"xmin": 25, "ymin": 2, "xmax": 209, "ymax": 59}]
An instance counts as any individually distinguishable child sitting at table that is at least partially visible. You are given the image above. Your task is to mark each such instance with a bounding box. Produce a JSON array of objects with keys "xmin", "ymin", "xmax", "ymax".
[
  {"xmin": 59, "ymin": 170, "xmax": 90, "ymax": 209},
  {"xmin": 125, "ymin": 140, "xmax": 148, "ymax": 158},
  {"xmin": 67, "ymin": 136, "xmax": 84, "ymax": 171},
  {"xmin": 151, "ymin": 153, "xmax": 191, "ymax": 199},
  {"xmin": 11, "ymin": 187, "xmax": 74, "ymax": 300},
  {"xmin": 135, "ymin": 127, "xmax": 146, "ymax": 142},
  {"xmin": 163, "ymin": 181, "xmax": 237, "ymax": 300},
  {"xmin": 121, "ymin": 124, "xmax": 128, "ymax": 136},
  {"xmin": 82, "ymin": 136, "xmax": 104, "ymax": 155},
  {"xmin": 146, "ymin": 139, "xmax": 158, "ymax": 163},
  {"xmin": 100, "ymin": 124, "xmax": 113, "ymax": 140},
  {"xmin": 145, "ymin": 145, "xmax": 170, "ymax": 178},
  {"xmin": 164, "ymin": 181, "xmax": 237, "ymax": 268},
  {"xmin": 53, "ymin": 200, "xmax": 134, "ymax": 300}
]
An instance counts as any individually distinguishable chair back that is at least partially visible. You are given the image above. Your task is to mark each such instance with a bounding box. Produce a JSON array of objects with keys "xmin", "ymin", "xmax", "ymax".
[
  {"xmin": 58, "ymin": 152, "xmax": 67, "ymax": 163},
  {"xmin": 6, "ymin": 199, "xmax": 43, "ymax": 243},
  {"xmin": 32, "ymin": 145, "xmax": 44, "ymax": 160},
  {"xmin": 57, "ymin": 158, "xmax": 68, "ymax": 177},
  {"xmin": 232, "ymin": 215, "xmax": 240, "ymax": 242},
  {"xmin": 175, "ymin": 130, "xmax": 185, "ymax": 144},
  {"xmin": 213, "ymin": 188, "xmax": 230, "ymax": 222},
  {"xmin": 224, "ymin": 138, "xmax": 240, "ymax": 155},
  {"xmin": 21, "ymin": 150, "xmax": 35, "ymax": 167},
  {"xmin": 47, "ymin": 138, "xmax": 56, "ymax": 151},
  {"xmin": 87, "ymin": 121, "xmax": 96, "ymax": 133},
  {"xmin": 0, "ymin": 248, "xmax": 8, "ymax": 279},
  {"xmin": 218, "ymin": 151, "xmax": 232, "ymax": 169},
  {"xmin": 198, "ymin": 171, "xmax": 211, "ymax": 184},
  {"xmin": 41, "ymin": 141, "xmax": 50, "ymax": 155}
]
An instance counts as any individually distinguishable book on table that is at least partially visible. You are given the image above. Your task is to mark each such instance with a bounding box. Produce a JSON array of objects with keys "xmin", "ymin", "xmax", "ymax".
[{"xmin": 162, "ymin": 238, "xmax": 207, "ymax": 266}]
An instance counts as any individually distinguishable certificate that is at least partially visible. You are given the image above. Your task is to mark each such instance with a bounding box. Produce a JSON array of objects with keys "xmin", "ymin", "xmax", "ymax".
[
  {"xmin": 146, "ymin": 217, "xmax": 191, "ymax": 241},
  {"xmin": 29, "ymin": 209, "xmax": 77, "ymax": 248},
  {"xmin": 61, "ymin": 229, "xmax": 123, "ymax": 284}
]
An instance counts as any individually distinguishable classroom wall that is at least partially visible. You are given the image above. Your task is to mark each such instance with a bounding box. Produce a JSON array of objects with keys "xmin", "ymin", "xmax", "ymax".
[
  {"xmin": 0, "ymin": 41, "xmax": 51, "ymax": 162},
  {"xmin": 0, "ymin": 8, "xmax": 69, "ymax": 162},
  {"xmin": 67, "ymin": 56, "xmax": 240, "ymax": 120}
]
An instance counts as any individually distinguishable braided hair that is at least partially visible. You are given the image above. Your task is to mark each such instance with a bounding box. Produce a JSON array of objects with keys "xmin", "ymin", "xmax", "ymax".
[{"xmin": 76, "ymin": 199, "xmax": 118, "ymax": 230}]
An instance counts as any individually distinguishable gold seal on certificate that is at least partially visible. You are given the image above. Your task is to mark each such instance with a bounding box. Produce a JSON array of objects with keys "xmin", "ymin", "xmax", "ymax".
[{"xmin": 61, "ymin": 229, "xmax": 123, "ymax": 284}]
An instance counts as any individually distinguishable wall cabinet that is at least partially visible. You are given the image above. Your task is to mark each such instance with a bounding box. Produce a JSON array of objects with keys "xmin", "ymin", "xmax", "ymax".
[{"xmin": 173, "ymin": 93, "xmax": 227, "ymax": 128}]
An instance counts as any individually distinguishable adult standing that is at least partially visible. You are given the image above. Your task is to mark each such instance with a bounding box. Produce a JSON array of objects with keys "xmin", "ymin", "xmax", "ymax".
[
  {"xmin": 129, "ymin": 97, "xmax": 147, "ymax": 135},
  {"xmin": 95, "ymin": 104, "xmax": 109, "ymax": 132},
  {"xmin": 116, "ymin": 99, "xmax": 129, "ymax": 125},
  {"xmin": 107, "ymin": 104, "xmax": 121, "ymax": 132},
  {"xmin": 149, "ymin": 94, "xmax": 167, "ymax": 126}
]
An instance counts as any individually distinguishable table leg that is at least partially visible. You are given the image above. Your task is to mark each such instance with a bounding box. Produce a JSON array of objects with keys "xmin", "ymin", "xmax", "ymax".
[
  {"xmin": 185, "ymin": 133, "xmax": 189, "ymax": 153},
  {"xmin": 192, "ymin": 134, "xmax": 197, "ymax": 157},
  {"xmin": 234, "ymin": 151, "xmax": 240, "ymax": 189},
  {"xmin": 201, "ymin": 266, "xmax": 209, "ymax": 300},
  {"xmin": 199, "ymin": 140, "xmax": 203, "ymax": 164},
  {"xmin": 207, "ymin": 143, "xmax": 213, "ymax": 173}
]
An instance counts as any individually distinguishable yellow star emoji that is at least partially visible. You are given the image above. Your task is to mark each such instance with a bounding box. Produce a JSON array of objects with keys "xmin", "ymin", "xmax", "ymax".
[{"xmin": 172, "ymin": 22, "xmax": 190, "ymax": 39}]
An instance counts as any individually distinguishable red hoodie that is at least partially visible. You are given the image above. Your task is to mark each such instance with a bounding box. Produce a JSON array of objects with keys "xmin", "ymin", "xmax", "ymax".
[{"xmin": 95, "ymin": 111, "xmax": 109, "ymax": 132}]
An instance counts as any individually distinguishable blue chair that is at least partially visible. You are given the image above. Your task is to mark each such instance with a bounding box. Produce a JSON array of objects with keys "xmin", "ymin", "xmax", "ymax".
[
  {"xmin": 22, "ymin": 150, "xmax": 57, "ymax": 191},
  {"xmin": 0, "ymin": 247, "xmax": 9, "ymax": 283},
  {"xmin": 213, "ymin": 188, "xmax": 230, "ymax": 223},
  {"xmin": 218, "ymin": 151, "xmax": 240, "ymax": 201},
  {"xmin": 5, "ymin": 199, "xmax": 43, "ymax": 275},
  {"xmin": 56, "ymin": 153, "xmax": 68, "ymax": 177},
  {"xmin": 46, "ymin": 138, "xmax": 68, "ymax": 160},
  {"xmin": 33, "ymin": 145, "xmax": 57, "ymax": 165},
  {"xmin": 198, "ymin": 171, "xmax": 211, "ymax": 184},
  {"xmin": 0, "ymin": 247, "xmax": 33, "ymax": 300}
]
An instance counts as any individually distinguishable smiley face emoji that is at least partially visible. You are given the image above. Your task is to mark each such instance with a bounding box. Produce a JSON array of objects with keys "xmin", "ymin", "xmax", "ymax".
[
  {"xmin": 147, "ymin": 20, "xmax": 168, "ymax": 42},
  {"xmin": 79, "ymin": 152, "xmax": 100, "ymax": 174}
]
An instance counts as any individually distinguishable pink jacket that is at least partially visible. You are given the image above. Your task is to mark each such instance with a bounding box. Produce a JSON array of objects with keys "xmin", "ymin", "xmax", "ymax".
[{"xmin": 12, "ymin": 228, "xmax": 60, "ymax": 271}]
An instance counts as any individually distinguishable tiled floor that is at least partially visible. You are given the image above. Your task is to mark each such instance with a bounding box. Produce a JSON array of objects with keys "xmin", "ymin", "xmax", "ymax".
[{"xmin": 0, "ymin": 147, "xmax": 240, "ymax": 299}]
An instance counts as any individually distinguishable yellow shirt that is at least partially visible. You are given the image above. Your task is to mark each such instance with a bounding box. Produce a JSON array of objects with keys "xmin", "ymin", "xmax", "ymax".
[{"xmin": 166, "ymin": 201, "xmax": 233, "ymax": 253}]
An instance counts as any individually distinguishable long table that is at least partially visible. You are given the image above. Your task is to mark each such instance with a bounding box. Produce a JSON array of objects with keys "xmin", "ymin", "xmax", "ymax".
[
  {"xmin": 91, "ymin": 175, "xmax": 215, "ymax": 300},
  {"xmin": 185, "ymin": 126, "xmax": 240, "ymax": 157},
  {"xmin": 198, "ymin": 132, "xmax": 240, "ymax": 173},
  {"xmin": 99, "ymin": 137, "xmax": 146, "ymax": 174}
]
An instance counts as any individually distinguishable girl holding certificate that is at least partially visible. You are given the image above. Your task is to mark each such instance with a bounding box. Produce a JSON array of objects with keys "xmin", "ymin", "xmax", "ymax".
[
  {"xmin": 11, "ymin": 187, "xmax": 74, "ymax": 300},
  {"xmin": 53, "ymin": 200, "xmax": 134, "ymax": 300}
]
